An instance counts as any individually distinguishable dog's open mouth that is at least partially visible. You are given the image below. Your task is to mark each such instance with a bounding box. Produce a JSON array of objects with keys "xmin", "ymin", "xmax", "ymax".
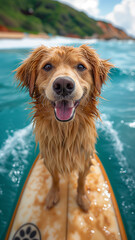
[{"xmin": 54, "ymin": 100, "xmax": 79, "ymax": 122}]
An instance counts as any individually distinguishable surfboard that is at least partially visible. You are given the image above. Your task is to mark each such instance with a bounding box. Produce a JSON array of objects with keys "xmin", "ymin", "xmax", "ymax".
[{"xmin": 6, "ymin": 154, "xmax": 127, "ymax": 240}]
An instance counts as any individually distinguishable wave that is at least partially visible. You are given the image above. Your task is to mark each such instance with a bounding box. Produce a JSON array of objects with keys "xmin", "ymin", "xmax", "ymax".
[
  {"xmin": 0, "ymin": 36, "xmax": 97, "ymax": 49},
  {"xmin": 110, "ymin": 67, "xmax": 135, "ymax": 80},
  {"xmin": 96, "ymin": 113, "xmax": 124, "ymax": 156},
  {"xmin": 96, "ymin": 114, "xmax": 135, "ymax": 207},
  {"xmin": 0, "ymin": 124, "xmax": 33, "ymax": 161},
  {"xmin": 0, "ymin": 124, "xmax": 33, "ymax": 184},
  {"xmin": 0, "ymin": 36, "xmax": 134, "ymax": 50},
  {"xmin": 120, "ymin": 81, "xmax": 135, "ymax": 92}
]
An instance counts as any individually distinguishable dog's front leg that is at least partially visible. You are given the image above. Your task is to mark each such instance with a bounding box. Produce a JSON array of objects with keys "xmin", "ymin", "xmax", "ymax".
[
  {"xmin": 77, "ymin": 157, "xmax": 92, "ymax": 212},
  {"xmin": 45, "ymin": 170, "xmax": 60, "ymax": 209}
]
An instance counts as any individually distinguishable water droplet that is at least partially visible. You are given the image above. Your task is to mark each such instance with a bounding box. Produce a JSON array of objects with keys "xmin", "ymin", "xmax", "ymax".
[{"xmin": 89, "ymin": 216, "xmax": 94, "ymax": 221}]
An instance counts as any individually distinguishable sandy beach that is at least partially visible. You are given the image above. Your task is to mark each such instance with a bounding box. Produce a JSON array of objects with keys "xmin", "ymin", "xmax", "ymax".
[{"xmin": 0, "ymin": 31, "xmax": 49, "ymax": 39}]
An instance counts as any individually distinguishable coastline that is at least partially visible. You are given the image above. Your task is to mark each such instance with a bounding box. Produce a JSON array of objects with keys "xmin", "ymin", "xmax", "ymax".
[
  {"xmin": 0, "ymin": 32, "xmax": 49, "ymax": 39},
  {"xmin": 0, "ymin": 32, "xmax": 134, "ymax": 50},
  {"xmin": 0, "ymin": 31, "xmax": 134, "ymax": 41}
]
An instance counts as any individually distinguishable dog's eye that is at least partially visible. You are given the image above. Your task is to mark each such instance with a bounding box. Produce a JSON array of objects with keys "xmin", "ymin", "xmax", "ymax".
[
  {"xmin": 43, "ymin": 63, "xmax": 53, "ymax": 71},
  {"xmin": 77, "ymin": 64, "xmax": 86, "ymax": 71}
]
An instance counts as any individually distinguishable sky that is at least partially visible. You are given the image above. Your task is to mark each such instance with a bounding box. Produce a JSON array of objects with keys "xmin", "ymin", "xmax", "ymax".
[{"xmin": 58, "ymin": 0, "xmax": 135, "ymax": 37}]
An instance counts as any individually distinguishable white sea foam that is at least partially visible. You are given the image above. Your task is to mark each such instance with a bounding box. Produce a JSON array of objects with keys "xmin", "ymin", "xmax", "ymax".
[
  {"xmin": 0, "ymin": 124, "xmax": 33, "ymax": 160},
  {"xmin": 121, "ymin": 120, "xmax": 135, "ymax": 128},
  {"xmin": 126, "ymin": 121, "xmax": 135, "ymax": 128},
  {"xmin": 128, "ymin": 121, "xmax": 135, "ymax": 128},
  {"xmin": 0, "ymin": 36, "xmax": 97, "ymax": 49},
  {"xmin": 0, "ymin": 124, "xmax": 33, "ymax": 183},
  {"xmin": 96, "ymin": 113, "xmax": 124, "ymax": 154}
]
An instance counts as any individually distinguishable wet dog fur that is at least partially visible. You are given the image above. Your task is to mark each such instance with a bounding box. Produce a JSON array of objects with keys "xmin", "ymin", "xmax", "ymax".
[{"xmin": 15, "ymin": 45, "xmax": 113, "ymax": 211}]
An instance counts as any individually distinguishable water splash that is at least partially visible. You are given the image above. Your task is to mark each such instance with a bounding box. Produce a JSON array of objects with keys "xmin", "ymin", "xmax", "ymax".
[
  {"xmin": 0, "ymin": 124, "xmax": 33, "ymax": 184},
  {"xmin": 96, "ymin": 113, "xmax": 135, "ymax": 223},
  {"xmin": 96, "ymin": 113, "xmax": 124, "ymax": 160}
]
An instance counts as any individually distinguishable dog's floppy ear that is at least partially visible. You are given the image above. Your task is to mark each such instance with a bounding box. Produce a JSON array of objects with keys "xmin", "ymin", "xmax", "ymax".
[
  {"xmin": 93, "ymin": 59, "xmax": 114, "ymax": 94},
  {"xmin": 15, "ymin": 46, "xmax": 47, "ymax": 97},
  {"xmin": 80, "ymin": 45, "xmax": 114, "ymax": 94}
]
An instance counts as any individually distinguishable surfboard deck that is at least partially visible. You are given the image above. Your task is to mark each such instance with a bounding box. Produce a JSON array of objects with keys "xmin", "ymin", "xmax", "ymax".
[{"xmin": 6, "ymin": 154, "xmax": 127, "ymax": 240}]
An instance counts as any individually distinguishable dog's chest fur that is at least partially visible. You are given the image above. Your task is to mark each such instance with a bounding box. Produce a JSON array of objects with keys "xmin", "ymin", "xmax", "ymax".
[{"xmin": 34, "ymin": 112, "xmax": 97, "ymax": 175}]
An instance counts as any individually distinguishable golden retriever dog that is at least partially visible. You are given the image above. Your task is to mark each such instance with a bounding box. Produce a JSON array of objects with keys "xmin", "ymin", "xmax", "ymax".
[{"xmin": 15, "ymin": 45, "xmax": 113, "ymax": 212}]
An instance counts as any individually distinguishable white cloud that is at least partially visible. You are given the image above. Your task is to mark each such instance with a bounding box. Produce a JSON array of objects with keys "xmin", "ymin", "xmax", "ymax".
[
  {"xmin": 57, "ymin": 0, "xmax": 135, "ymax": 37},
  {"xmin": 57, "ymin": 0, "xmax": 99, "ymax": 18},
  {"xmin": 106, "ymin": 0, "xmax": 135, "ymax": 37}
]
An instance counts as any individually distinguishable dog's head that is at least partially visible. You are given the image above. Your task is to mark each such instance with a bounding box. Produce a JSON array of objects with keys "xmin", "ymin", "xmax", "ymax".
[{"xmin": 15, "ymin": 45, "xmax": 114, "ymax": 122}]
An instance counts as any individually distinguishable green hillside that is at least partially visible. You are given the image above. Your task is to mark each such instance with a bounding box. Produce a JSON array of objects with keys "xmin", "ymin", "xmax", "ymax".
[{"xmin": 0, "ymin": 0, "xmax": 103, "ymax": 37}]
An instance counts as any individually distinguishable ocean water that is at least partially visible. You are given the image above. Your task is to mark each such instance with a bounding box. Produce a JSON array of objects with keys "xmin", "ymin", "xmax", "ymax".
[{"xmin": 0, "ymin": 37, "xmax": 135, "ymax": 239}]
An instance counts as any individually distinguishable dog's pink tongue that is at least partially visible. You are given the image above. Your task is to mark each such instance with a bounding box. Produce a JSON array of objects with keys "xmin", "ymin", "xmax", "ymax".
[{"xmin": 55, "ymin": 100, "xmax": 74, "ymax": 121}]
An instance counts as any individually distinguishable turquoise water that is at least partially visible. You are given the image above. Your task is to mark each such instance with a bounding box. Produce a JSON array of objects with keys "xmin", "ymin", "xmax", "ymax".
[{"xmin": 0, "ymin": 38, "xmax": 135, "ymax": 239}]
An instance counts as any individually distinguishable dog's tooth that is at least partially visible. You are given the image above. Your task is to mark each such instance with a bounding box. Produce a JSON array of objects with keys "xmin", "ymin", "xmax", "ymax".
[
  {"xmin": 68, "ymin": 100, "xmax": 74, "ymax": 108},
  {"xmin": 72, "ymin": 107, "xmax": 75, "ymax": 115}
]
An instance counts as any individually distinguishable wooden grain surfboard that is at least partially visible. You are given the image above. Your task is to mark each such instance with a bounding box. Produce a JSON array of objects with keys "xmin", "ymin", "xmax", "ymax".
[{"xmin": 5, "ymin": 154, "xmax": 127, "ymax": 240}]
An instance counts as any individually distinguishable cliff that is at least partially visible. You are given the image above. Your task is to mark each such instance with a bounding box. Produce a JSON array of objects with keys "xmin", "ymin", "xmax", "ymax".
[{"xmin": 97, "ymin": 21, "xmax": 131, "ymax": 40}]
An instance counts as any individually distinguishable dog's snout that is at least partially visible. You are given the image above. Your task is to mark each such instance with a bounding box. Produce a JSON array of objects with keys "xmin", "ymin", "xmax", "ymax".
[{"xmin": 53, "ymin": 76, "xmax": 75, "ymax": 96}]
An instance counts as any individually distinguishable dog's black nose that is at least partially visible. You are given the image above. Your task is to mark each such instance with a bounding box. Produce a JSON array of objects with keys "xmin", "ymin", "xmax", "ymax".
[{"xmin": 53, "ymin": 76, "xmax": 75, "ymax": 96}]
